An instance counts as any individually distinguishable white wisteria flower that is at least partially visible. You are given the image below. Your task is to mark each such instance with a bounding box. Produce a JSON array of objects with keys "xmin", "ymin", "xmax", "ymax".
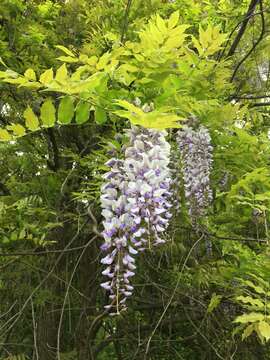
[
  {"xmin": 100, "ymin": 125, "xmax": 173, "ymax": 314},
  {"xmin": 176, "ymin": 125, "xmax": 213, "ymax": 219}
]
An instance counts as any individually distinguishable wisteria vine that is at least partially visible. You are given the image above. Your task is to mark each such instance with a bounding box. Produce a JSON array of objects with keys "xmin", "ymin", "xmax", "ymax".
[
  {"xmin": 176, "ymin": 125, "xmax": 213, "ymax": 219},
  {"xmin": 100, "ymin": 158, "xmax": 136, "ymax": 314},
  {"xmin": 124, "ymin": 126, "xmax": 172, "ymax": 249},
  {"xmin": 100, "ymin": 126, "xmax": 172, "ymax": 314},
  {"xmin": 100, "ymin": 119, "xmax": 214, "ymax": 314}
]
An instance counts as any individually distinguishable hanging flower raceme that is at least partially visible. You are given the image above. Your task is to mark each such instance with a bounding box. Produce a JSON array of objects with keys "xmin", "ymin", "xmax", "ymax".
[
  {"xmin": 100, "ymin": 158, "xmax": 138, "ymax": 315},
  {"xmin": 100, "ymin": 125, "xmax": 173, "ymax": 314},
  {"xmin": 176, "ymin": 125, "xmax": 213, "ymax": 219},
  {"xmin": 124, "ymin": 126, "xmax": 172, "ymax": 249}
]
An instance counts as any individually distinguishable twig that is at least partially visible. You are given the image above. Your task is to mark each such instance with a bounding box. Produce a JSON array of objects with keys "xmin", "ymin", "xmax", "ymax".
[
  {"xmin": 230, "ymin": 0, "xmax": 265, "ymax": 82},
  {"xmin": 0, "ymin": 243, "xmax": 93, "ymax": 257},
  {"xmin": 183, "ymin": 308, "xmax": 225, "ymax": 360},
  {"xmin": 56, "ymin": 237, "xmax": 94, "ymax": 360},
  {"xmin": 120, "ymin": 0, "xmax": 133, "ymax": 44},
  {"xmin": 60, "ymin": 138, "xmax": 93, "ymax": 196},
  {"xmin": 21, "ymin": 260, "xmax": 94, "ymax": 304},
  {"xmin": 227, "ymin": 0, "xmax": 260, "ymax": 57},
  {"xmin": 251, "ymin": 101, "xmax": 270, "ymax": 107},
  {"xmin": 31, "ymin": 298, "xmax": 39, "ymax": 360},
  {"xmin": 218, "ymin": 10, "xmax": 266, "ymax": 62},
  {"xmin": 144, "ymin": 234, "xmax": 205, "ymax": 358},
  {"xmin": 231, "ymin": 94, "xmax": 270, "ymax": 100},
  {"xmin": 46, "ymin": 128, "xmax": 60, "ymax": 171},
  {"xmin": 0, "ymin": 221, "xmax": 94, "ymax": 337},
  {"xmin": 179, "ymin": 225, "xmax": 268, "ymax": 244},
  {"xmin": 87, "ymin": 205, "xmax": 103, "ymax": 238},
  {"xmin": 209, "ymin": 233, "xmax": 268, "ymax": 244}
]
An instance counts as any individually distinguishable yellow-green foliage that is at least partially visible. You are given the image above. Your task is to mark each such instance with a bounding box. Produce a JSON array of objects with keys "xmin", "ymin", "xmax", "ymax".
[{"xmin": 0, "ymin": 11, "xmax": 230, "ymax": 140}]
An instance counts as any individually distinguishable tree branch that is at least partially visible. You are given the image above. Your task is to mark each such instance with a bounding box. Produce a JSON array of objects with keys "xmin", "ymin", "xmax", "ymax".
[
  {"xmin": 231, "ymin": 94, "xmax": 270, "ymax": 100},
  {"xmin": 230, "ymin": 0, "xmax": 265, "ymax": 82},
  {"xmin": 218, "ymin": 10, "xmax": 267, "ymax": 62},
  {"xmin": 208, "ymin": 232, "xmax": 268, "ymax": 243},
  {"xmin": 227, "ymin": 0, "xmax": 260, "ymax": 57},
  {"xmin": 0, "ymin": 243, "xmax": 93, "ymax": 257},
  {"xmin": 251, "ymin": 101, "xmax": 270, "ymax": 107},
  {"xmin": 46, "ymin": 128, "xmax": 60, "ymax": 171},
  {"xmin": 120, "ymin": 0, "xmax": 133, "ymax": 44}
]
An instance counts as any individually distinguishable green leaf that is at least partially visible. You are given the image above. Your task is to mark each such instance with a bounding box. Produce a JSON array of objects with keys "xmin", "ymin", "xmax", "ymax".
[
  {"xmin": 0, "ymin": 69, "xmax": 17, "ymax": 79},
  {"xmin": 156, "ymin": 14, "xmax": 167, "ymax": 33},
  {"xmin": 7, "ymin": 124, "xmax": 26, "ymax": 137},
  {"xmin": 23, "ymin": 106, "xmax": 40, "ymax": 131},
  {"xmin": 57, "ymin": 56, "xmax": 78, "ymax": 63},
  {"xmin": 40, "ymin": 68, "xmax": 54, "ymax": 85},
  {"xmin": 243, "ymin": 280, "xmax": 266, "ymax": 295},
  {"xmin": 79, "ymin": 54, "xmax": 89, "ymax": 63},
  {"xmin": 24, "ymin": 68, "xmax": 36, "ymax": 81},
  {"xmin": 0, "ymin": 57, "xmax": 7, "ymax": 67},
  {"xmin": 0, "ymin": 71, "xmax": 8, "ymax": 79},
  {"xmin": 195, "ymin": 24, "xmax": 227, "ymax": 57},
  {"xmin": 3, "ymin": 77, "xmax": 27, "ymax": 85},
  {"xmin": 0, "ymin": 129, "xmax": 12, "ymax": 141},
  {"xmin": 58, "ymin": 96, "xmax": 74, "ymax": 124},
  {"xmin": 55, "ymin": 64, "xmax": 68, "ymax": 83},
  {"xmin": 95, "ymin": 107, "xmax": 107, "ymax": 125},
  {"xmin": 119, "ymin": 64, "xmax": 138, "ymax": 73},
  {"xmin": 96, "ymin": 52, "xmax": 111, "ymax": 70},
  {"xmin": 40, "ymin": 98, "xmax": 56, "ymax": 127},
  {"xmin": 87, "ymin": 56, "xmax": 98, "ymax": 66},
  {"xmin": 168, "ymin": 10, "xmax": 179, "ymax": 29},
  {"xmin": 242, "ymin": 324, "xmax": 255, "ymax": 340},
  {"xmin": 258, "ymin": 321, "xmax": 270, "ymax": 342},
  {"xmin": 55, "ymin": 45, "xmax": 75, "ymax": 57},
  {"xmin": 19, "ymin": 81, "xmax": 41, "ymax": 89},
  {"xmin": 234, "ymin": 312, "xmax": 264, "ymax": 324},
  {"xmin": 114, "ymin": 100, "xmax": 182, "ymax": 129},
  {"xmin": 236, "ymin": 295, "xmax": 264, "ymax": 308},
  {"xmin": 207, "ymin": 294, "xmax": 222, "ymax": 313},
  {"xmin": 75, "ymin": 102, "xmax": 91, "ymax": 124}
]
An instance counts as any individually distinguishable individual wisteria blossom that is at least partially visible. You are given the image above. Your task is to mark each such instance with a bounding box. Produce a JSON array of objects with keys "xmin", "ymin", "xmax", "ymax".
[
  {"xmin": 100, "ymin": 125, "xmax": 173, "ymax": 314},
  {"xmin": 169, "ymin": 144, "xmax": 182, "ymax": 214},
  {"xmin": 100, "ymin": 158, "xmax": 138, "ymax": 315},
  {"xmin": 176, "ymin": 125, "xmax": 213, "ymax": 219},
  {"xmin": 123, "ymin": 126, "xmax": 173, "ymax": 249}
]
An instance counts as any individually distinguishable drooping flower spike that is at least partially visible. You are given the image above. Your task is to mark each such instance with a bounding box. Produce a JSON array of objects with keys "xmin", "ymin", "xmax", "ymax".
[
  {"xmin": 176, "ymin": 125, "xmax": 213, "ymax": 219},
  {"xmin": 100, "ymin": 158, "xmax": 138, "ymax": 314},
  {"xmin": 100, "ymin": 125, "xmax": 173, "ymax": 314},
  {"xmin": 124, "ymin": 126, "xmax": 172, "ymax": 249}
]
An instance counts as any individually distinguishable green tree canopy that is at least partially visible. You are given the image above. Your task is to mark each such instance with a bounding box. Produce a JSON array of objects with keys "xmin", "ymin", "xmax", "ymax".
[{"xmin": 0, "ymin": 1, "xmax": 270, "ymax": 359}]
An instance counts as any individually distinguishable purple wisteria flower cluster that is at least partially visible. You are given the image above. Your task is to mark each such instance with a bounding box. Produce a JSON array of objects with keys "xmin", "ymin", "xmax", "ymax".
[
  {"xmin": 100, "ymin": 126, "xmax": 172, "ymax": 315},
  {"xmin": 176, "ymin": 125, "xmax": 213, "ymax": 219},
  {"xmin": 100, "ymin": 158, "xmax": 136, "ymax": 314},
  {"xmin": 124, "ymin": 126, "xmax": 172, "ymax": 248}
]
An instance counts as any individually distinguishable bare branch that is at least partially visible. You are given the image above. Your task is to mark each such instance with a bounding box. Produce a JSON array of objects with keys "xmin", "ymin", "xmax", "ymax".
[
  {"xmin": 230, "ymin": 0, "xmax": 265, "ymax": 81},
  {"xmin": 230, "ymin": 94, "xmax": 270, "ymax": 100},
  {"xmin": 120, "ymin": 0, "xmax": 133, "ymax": 44},
  {"xmin": 46, "ymin": 128, "xmax": 60, "ymax": 171},
  {"xmin": 227, "ymin": 0, "xmax": 260, "ymax": 57},
  {"xmin": 251, "ymin": 101, "xmax": 270, "ymax": 107}
]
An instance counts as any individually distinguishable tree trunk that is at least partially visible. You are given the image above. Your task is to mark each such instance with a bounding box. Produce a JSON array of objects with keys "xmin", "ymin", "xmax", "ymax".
[
  {"xmin": 75, "ymin": 233, "xmax": 99, "ymax": 360},
  {"xmin": 36, "ymin": 304, "xmax": 58, "ymax": 360}
]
